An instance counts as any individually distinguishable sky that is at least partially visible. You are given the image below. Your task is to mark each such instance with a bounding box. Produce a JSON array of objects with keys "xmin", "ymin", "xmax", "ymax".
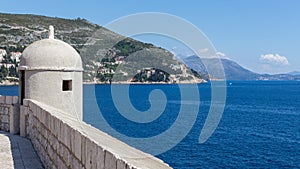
[{"xmin": 1, "ymin": 0, "xmax": 300, "ymax": 74}]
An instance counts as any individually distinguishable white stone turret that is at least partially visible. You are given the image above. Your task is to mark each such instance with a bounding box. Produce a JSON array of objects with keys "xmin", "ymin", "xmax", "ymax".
[{"xmin": 19, "ymin": 25, "xmax": 83, "ymax": 120}]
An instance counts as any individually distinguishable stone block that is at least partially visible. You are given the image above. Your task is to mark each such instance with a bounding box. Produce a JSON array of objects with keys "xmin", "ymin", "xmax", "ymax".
[
  {"xmin": 70, "ymin": 128, "xmax": 75, "ymax": 153},
  {"xmin": 2, "ymin": 114, "xmax": 9, "ymax": 123},
  {"xmin": 44, "ymin": 111, "xmax": 50, "ymax": 130},
  {"xmin": 81, "ymin": 135, "xmax": 86, "ymax": 166},
  {"xmin": 35, "ymin": 106, "xmax": 42, "ymax": 118},
  {"xmin": 41, "ymin": 109, "xmax": 46, "ymax": 125},
  {"xmin": 5, "ymin": 96, "xmax": 13, "ymax": 105},
  {"xmin": 57, "ymin": 143, "xmax": 63, "ymax": 158},
  {"xmin": 58, "ymin": 121, "xmax": 65, "ymax": 143},
  {"xmin": 56, "ymin": 156, "xmax": 66, "ymax": 169},
  {"xmin": 0, "ymin": 107, "xmax": 3, "ymax": 114},
  {"xmin": 60, "ymin": 123, "xmax": 68, "ymax": 148},
  {"xmin": 28, "ymin": 101, "xmax": 35, "ymax": 111},
  {"xmin": 36, "ymin": 108, "xmax": 42, "ymax": 121},
  {"xmin": 48, "ymin": 132, "xmax": 54, "ymax": 147},
  {"xmin": 0, "ymin": 96, "xmax": 5, "ymax": 104},
  {"xmin": 4, "ymin": 107, "xmax": 9, "ymax": 115},
  {"xmin": 53, "ymin": 117, "xmax": 61, "ymax": 138},
  {"xmin": 117, "ymin": 159, "xmax": 127, "ymax": 169},
  {"xmin": 90, "ymin": 141, "xmax": 99, "ymax": 169},
  {"xmin": 73, "ymin": 130, "xmax": 82, "ymax": 160},
  {"xmin": 71, "ymin": 156, "xmax": 81, "ymax": 169},
  {"xmin": 52, "ymin": 148, "xmax": 59, "ymax": 165},
  {"xmin": 12, "ymin": 96, "xmax": 18, "ymax": 104},
  {"xmin": 105, "ymin": 150, "xmax": 117, "ymax": 169},
  {"xmin": 10, "ymin": 105, "xmax": 20, "ymax": 134},
  {"xmin": 53, "ymin": 136, "xmax": 59, "ymax": 152},
  {"xmin": 20, "ymin": 106, "xmax": 26, "ymax": 137},
  {"xmin": 24, "ymin": 106, "xmax": 29, "ymax": 116},
  {"xmin": 85, "ymin": 138, "xmax": 92, "ymax": 169},
  {"xmin": 36, "ymin": 119, "xmax": 41, "ymax": 133},
  {"xmin": 23, "ymin": 99, "xmax": 29, "ymax": 106},
  {"xmin": 62, "ymin": 145, "xmax": 71, "ymax": 167},
  {"xmin": 48, "ymin": 141, "xmax": 54, "ymax": 157},
  {"xmin": 64, "ymin": 125, "xmax": 71, "ymax": 150},
  {"xmin": 50, "ymin": 114, "xmax": 55, "ymax": 133}
]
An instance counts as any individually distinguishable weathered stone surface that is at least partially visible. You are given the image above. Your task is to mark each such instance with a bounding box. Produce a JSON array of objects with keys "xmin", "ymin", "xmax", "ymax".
[
  {"xmin": 1, "ymin": 100, "xmax": 171, "ymax": 169},
  {"xmin": 5, "ymin": 96, "xmax": 13, "ymax": 105},
  {"xmin": 1, "ymin": 115, "xmax": 9, "ymax": 123},
  {"xmin": 36, "ymin": 106, "xmax": 42, "ymax": 118},
  {"xmin": 90, "ymin": 141, "xmax": 98, "ymax": 169},
  {"xmin": 0, "ymin": 131, "xmax": 44, "ymax": 169},
  {"xmin": 44, "ymin": 111, "xmax": 50, "ymax": 130},
  {"xmin": 117, "ymin": 159, "xmax": 127, "ymax": 169},
  {"xmin": 28, "ymin": 101, "xmax": 36, "ymax": 113},
  {"xmin": 62, "ymin": 124, "xmax": 71, "ymax": 150},
  {"xmin": 23, "ymin": 99, "xmax": 29, "ymax": 106},
  {"xmin": 81, "ymin": 135, "xmax": 87, "ymax": 167},
  {"xmin": 0, "ymin": 96, "xmax": 5, "ymax": 104},
  {"xmin": 62, "ymin": 144, "xmax": 71, "ymax": 168},
  {"xmin": 10, "ymin": 105, "xmax": 20, "ymax": 134},
  {"xmin": 53, "ymin": 117, "xmax": 61, "ymax": 138},
  {"xmin": 4, "ymin": 107, "xmax": 8, "ymax": 115},
  {"xmin": 12, "ymin": 96, "xmax": 18, "ymax": 104},
  {"xmin": 85, "ymin": 138, "xmax": 92, "ymax": 169},
  {"xmin": 19, "ymin": 106, "xmax": 26, "ymax": 137},
  {"xmin": 105, "ymin": 150, "xmax": 117, "ymax": 169},
  {"xmin": 97, "ymin": 146, "xmax": 105, "ymax": 169},
  {"xmin": 73, "ymin": 130, "xmax": 82, "ymax": 160}
]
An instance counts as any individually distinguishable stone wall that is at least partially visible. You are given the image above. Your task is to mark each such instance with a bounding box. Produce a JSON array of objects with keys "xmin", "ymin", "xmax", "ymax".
[
  {"xmin": 20, "ymin": 99, "xmax": 171, "ymax": 169},
  {"xmin": 0, "ymin": 96, "xmax": 19, "ymax": 134}
]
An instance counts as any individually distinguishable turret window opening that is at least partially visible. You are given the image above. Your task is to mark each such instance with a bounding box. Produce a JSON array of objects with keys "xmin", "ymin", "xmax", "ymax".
[{"xmin": 62, "ymin": 80, "xmax": 72, "ymax": 91}]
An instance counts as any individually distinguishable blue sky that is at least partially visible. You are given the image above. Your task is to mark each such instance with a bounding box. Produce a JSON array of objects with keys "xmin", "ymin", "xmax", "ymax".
[{"xmin": 1, "ymin": 0, "xmax": 300, "ymax": 74}]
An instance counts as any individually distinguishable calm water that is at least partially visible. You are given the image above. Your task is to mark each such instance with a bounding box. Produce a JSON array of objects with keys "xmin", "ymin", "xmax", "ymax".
[{"xmin": 1, "ymin": 81, "xmax": 299, "ymax": 168}]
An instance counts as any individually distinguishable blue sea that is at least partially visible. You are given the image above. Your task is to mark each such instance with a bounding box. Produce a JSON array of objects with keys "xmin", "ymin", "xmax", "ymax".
[{"xmin": 1, "ymin": 81, "xmax": 299, "ymax": 168}]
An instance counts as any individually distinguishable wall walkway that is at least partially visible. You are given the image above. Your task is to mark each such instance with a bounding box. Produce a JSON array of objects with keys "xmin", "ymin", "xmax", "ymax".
[
  {"xmin": 18, "ymin": 99, "xmax": 171, "ymax": 169},
  {"xmin": 0, "ymin": 131, "xmax": 43, "ymax": 169}
]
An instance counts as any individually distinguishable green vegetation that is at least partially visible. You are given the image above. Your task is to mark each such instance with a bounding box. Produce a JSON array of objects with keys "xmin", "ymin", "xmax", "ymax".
[
  {"xmin": 114, "ymin": 38, "xmax": 154, "ymax": 56},
  {"xmin": 131, "ymin": 68, "xmax": 170, "ymax": 82},
  {"xmin": 0, "ymin": 13, "xmax": 201, "ymax": 83},
  {"xmin": 0, "ymin": 47, "xmax": 20, "ymax": 82}
]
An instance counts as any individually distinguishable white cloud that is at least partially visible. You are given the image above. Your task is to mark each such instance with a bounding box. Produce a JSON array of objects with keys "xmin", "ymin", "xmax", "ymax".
[
  {"xmin": 259, "ymin": 54, "xmax": 289, "ymax": 66},
  {"xmin": 211, "ymin": 51, "xmax": 229, "ymax": 59},
  {"xmin": 216, "ymin": 52, "xmax": 226, "ymax": 57}
]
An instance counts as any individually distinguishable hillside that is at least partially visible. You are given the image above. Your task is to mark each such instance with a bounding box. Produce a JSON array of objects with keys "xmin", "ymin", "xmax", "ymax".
[
  {"xmin": 0, "ymin": 13, "xmax": 201, "ymax": 84},
  {"xmin": 183, "ymin": 55, "xmax": 300, "ymax": 81}
]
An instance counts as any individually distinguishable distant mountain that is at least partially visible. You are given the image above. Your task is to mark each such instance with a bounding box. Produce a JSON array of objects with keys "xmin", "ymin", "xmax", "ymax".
[
  {"xmin": 0, "ymin": 13, "xmax": 200, "ymax": 83},
  {"xmin": 287, "ymin": 71, "xmax": 300, "ymax": 76},
  {"xmin": 183, "ymin": 55, "xmax": 258, "ymax": 80},
  {"xmin": 183, "ymin": 55, "xmax": 300, "ymax": 81}
]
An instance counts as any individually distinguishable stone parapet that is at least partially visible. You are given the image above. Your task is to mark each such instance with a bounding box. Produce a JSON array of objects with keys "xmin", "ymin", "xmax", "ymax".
[
  {"xmin": 20, "ymin": 99, "xmax": 171, "ymax": 169},
  {"xmin": 0, "ymin": 96, "xmax": 19, "ymax": 134}
]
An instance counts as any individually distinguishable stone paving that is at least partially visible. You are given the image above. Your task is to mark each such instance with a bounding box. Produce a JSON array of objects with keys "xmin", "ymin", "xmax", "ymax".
[{"xmin": 0, "ymin": 131, "xmax": 44, "ymax": 169}]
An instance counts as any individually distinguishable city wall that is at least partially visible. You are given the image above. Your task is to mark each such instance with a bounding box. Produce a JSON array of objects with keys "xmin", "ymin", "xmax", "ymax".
[
  {"xmin": 0, "ymin": 96, "xmax": 171, "ymax": 169},
  {"xmin": 0, "ymin": 96, "xmax": 19, "ymax": 134}
]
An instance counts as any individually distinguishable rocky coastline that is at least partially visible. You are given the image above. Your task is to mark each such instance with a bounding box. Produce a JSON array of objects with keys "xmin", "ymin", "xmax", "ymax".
[{"xmin": 0, "ymin": 79, "xmax": 207, "ymax": 86}]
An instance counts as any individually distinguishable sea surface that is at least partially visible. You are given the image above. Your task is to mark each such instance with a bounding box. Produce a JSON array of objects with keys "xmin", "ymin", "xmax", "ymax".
[{"xmin": 1, "ymin": 81, "xmax": 299, "ymax": 168}]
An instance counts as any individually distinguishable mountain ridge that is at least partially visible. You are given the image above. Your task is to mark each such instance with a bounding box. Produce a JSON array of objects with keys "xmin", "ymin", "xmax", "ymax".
[
  {"xmin": 183, "ymin": 55, "xmax": 300, "ymax": 81},
  {"xmin": 0, "ymin": 12, "xmax": 202, "ymax": 84}
]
